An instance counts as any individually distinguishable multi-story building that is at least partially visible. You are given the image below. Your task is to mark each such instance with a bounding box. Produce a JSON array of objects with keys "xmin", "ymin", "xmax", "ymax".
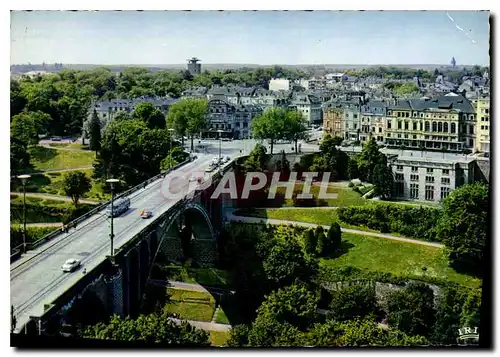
[
  {"xmin": 205, "ymin": 98, "xmax": 261, "ymax": 139},
  {"xmin": 269, "ymin": 78, "xmax": 291, "ymax": 91},
  {"xmin": 390, "ymin": 152, "xmax": 477, "ymax": 203},
  {"xmin": 360, "ymin": 101, "xmax": 386, "ymax": 143},
  {"xmin": 289, "ymin": 93, "xmax": 322, "ymax": 125},
  {"xmin": 322, "ymin": 102, "xmax": 344, "ymax": 137},
  {"xmin": 299, "ymin": 78, "xmax": 327, "ymax": 91},
  {"xmin": 384, "ymin": 93, "xmax": 475, "ymax": 151},
  {"xmin": 475, "ymin": 96, "xmax": 490, "ymax": 155}
]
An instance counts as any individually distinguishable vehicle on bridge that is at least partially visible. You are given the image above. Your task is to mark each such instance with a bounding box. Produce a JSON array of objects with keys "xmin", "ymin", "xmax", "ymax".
[
  {"xmin": 205, "ymin": 167, "xmax": 214, "ymax": 173},
  {"xmin": 61, "ymin": 259, "xmax": 81, "ymax": 273},
  {"xmin": 106, "ymin": 197, "xmax": 131, "ymax": 218},
  {"xmin": 140, "ymin": 209, "xmax": 153, "ymax": 219}
]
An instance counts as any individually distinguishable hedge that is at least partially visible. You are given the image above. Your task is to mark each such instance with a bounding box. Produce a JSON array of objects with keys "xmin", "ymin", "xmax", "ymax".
[{"xmin": 337, "ymin": 204, "xmax": 442, "ymax": 242}]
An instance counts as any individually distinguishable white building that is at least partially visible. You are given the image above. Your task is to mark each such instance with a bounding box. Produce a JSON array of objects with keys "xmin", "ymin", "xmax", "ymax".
[
  {"xmin": 390, "ymin": 151, "xmax": 478, "ymax": 203},
  {"xmin": 269, "ymin": 78, "xmax": 291, "ymax": 91}
]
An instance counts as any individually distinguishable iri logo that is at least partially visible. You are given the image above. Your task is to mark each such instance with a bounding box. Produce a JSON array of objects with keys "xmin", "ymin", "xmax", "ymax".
[{"xmin": 457, "ymin": 326, "xmax": 479, "ymax": 345}]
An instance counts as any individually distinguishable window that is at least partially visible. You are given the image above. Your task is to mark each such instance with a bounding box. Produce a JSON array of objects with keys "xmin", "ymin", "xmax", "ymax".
[
  {"xmin": 413, "ymin": 135, "xmax": 417, "ymax": 139},
  {"xmin": 420, "ymin": 113, "xmax": 424, "ymax": 118},
  {"xmin": 398, "ymin": 121, "xmax": 402, "ymax": 129},
  {"xmin": 410, "ymin": 174, "xmax": 419, "ymax": 181},
  {"xmin": 396, "ymin": 165, "xmax": 403, "ymax": 171},
  {"xmin": 451, "ymin": 123, "xmax": 456, "ymax": 133},
  {"xmin": 353, "ymin": 114, "xmax": 358, "ymax": 119},
  {"xmin": 441, "ymin": 187, "xmax": 451, "ymax": 200},
  {"xmin": 444, "ymin": 122, "xmax": 448, "ymax": 132},
  {"xmin": 379, "ymin": 127, "xmax": 382, "ymax": 133},
  {"xmin": 410, "ymin": 184, "xmax": 419, "ymax": 199},
  {"xmin": 395, "ymin": 173, "xmax": 404, "ymax": 181},
  {"xmin": 405, "ymin": 121, "xmax": 409, "ymax": 130},
  {"xmin": 387, "ymin": 133, "xmax": 391, "ymax": 137},
  {"xmin": 481, "ymin": 125, "xmax": 484, "ymax": 130},
  {"xmin": 411, "ymin": 167, "xmax": 418, "ymax": 173},
  {"xmin": 425, "ymin": 185, "xmax": 434, "ymax": 201},
  {"xmin": 469, "ymin": 125, "xmax": 474, "ymax": 135},
  {"xmin": 413, "ymin": 122, "xmax": 418, "ymax": 130},
  {"xmin": 396, "ymin": 182, "xmax": 404, "ymax": 197},
  {"xmin": 438, "ymin": 122, "xmax": 443, "ymax": 132},
  {"xmin": 425, "ymin": 121, "xmax": 430, "ymax": 131},
  {"xmin": 441, "ymin": 177, "xmax": 450, "ymax": 185},
  {"xmin": 432, "ymin": 122, "xmax": 437, "ymax": 132},
  {"xmin": 442, "ymin": 169, "xmax": 449, "ymax": 175},
  {"xmin": 426, "ymin": 176, "xmax": 435, "ymax": 183},
  {"xmin": 427, "ymin": 168, "xmax": 434, "ymax": 174},
  {"xmin": 387, "ymin": 121, "xmax": 392, "ymax": 129},
  {"xmin": 420, "ymin": 122, "xmax": 423, "ymax": 131}
]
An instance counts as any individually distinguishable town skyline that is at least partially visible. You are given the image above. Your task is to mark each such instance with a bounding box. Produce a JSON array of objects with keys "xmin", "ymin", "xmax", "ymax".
[{"xmin": 11, "ymin": 10, "xmax": 490, "ymax": 66}]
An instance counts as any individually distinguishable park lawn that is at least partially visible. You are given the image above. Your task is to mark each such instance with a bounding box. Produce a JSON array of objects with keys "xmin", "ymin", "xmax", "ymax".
[
  {"xmin": 164, "ymin": 288, "xmax": 215, "ymax": 322},
  {"xmin": 29, "ymin": 146, "xmax": 96, "ymax": 171},
  {"xmin": 165, "ymin": 266, "xmax": 234, "ymax": 288},
  {"xmin": 320, "ymin": 232, "xmax": 481, "ymax": 288},
  {"xmin": 209, "ymin": 331, "xmax": 230, "ymax": 347},
  {"xmin": 46, "ymin": 143, "xmax": 90, "ymax": 150},
  {"xmin": 15, "ymin": 169, "xmax": 110, "ymax": 202},
  {"xmin": 214, "ymin": 308, "xmax": 230, "ymax": 325},
  {"xmin": 276, "ymin": 184, "xmax": 367, "ymax": 207}
]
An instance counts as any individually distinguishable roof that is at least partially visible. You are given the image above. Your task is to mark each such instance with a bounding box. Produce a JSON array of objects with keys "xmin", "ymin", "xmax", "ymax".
[{"xmin": 387, "ymin": 93, "xmax": 475, "ymax": 113}]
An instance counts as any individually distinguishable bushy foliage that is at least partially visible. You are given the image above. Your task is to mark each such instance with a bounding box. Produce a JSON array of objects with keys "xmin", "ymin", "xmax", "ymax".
[
  {"xmin": 328, "ymin": 283, "xmax": 378, "ymax": 321},
  {"xmin": 337, "ymin": 204, "xmax": 442, "ymax": 242}
]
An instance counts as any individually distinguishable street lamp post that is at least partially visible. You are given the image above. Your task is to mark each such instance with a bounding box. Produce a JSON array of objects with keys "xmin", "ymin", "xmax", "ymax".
[
  {"xmin": 217, "ymin": 129, "xmax": 223, "ymax": 164},
  {"xmin": 17, "ymin": 174, "xmax": 31, "ymax": 253},
  {"xmin": 168, "ymin": 128, "xmax": 175, "ymax": 169},
  {"xmin": 106, "ymin": 178, "xmax": 119, "ymax": 257}
]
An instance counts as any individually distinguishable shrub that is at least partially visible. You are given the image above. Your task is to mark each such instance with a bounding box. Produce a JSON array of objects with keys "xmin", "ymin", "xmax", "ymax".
[{"xmin": 348, "ymin": 182, "xmax": 354, "ymax": 188}]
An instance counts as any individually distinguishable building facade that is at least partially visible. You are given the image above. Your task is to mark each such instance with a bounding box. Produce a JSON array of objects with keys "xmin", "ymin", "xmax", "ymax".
[
  {"xmin": 322, "ymin": 102, "xmax": 344, "ymax": 137},
  {"xmin": 205, "ymin": 98, "xmax": 261, "ymax": 139},
  {"xmin": 187, "ymin": 57, "xmax": 201, "ymax": 76},
  {"xmin": 390, "ymin": 153, "xmax": 476, "ymax": 203},
  {"xmin": 289, "ymin": 94, "xmax": 322, "ymax": 125},
  {"xmin": 269, "ymin": 78, "xmax": 291, "ymax": 91},
  {"xmin": 475, "ymin": 97, "xmax": 490, "ymax": 155}
]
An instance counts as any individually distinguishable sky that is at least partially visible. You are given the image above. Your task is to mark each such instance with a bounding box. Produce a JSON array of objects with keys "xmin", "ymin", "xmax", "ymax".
[{"xmin": 10, "ymin": 10, "xmax": 490, "ymax": 66}]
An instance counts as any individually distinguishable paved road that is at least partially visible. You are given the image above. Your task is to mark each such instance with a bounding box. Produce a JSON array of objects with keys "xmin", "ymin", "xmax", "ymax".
[
  {"xmin": 11, "ymin": 192, "xmax": 100, "ymax": 205},
  {"xmin": 10, "ymin": 140, "xmax": 260, "ymax": 333},
  {"xmin": 227, "ymin": 214, "xmax": 443, "ymax": 248}
]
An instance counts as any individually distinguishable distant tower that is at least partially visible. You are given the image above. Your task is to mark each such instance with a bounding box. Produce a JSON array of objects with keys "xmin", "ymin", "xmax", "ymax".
[
  {"xmin": 450, "ymin": 57, "xmax": 456, "ymax": 68},
  {"xmin": 187, "ymin": 57, "xmax": 201, "ymax": 75}
]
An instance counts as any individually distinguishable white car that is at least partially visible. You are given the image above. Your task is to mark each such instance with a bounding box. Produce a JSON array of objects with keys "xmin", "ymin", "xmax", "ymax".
[
  {"xmin": 141, "ymin": 209, "xmax": 153, "ymax": 219},
  {"xmin": 61, "ymin": 259, "xmax": 81, "ymax": 273}
]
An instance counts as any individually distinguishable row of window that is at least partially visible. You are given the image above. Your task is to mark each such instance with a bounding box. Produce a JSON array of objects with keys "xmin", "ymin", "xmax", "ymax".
[
  {"xmin": 409, "ymin": 184, "xmax": 451, "ymax": 200},
  {"xmin": 390, "ymin": 111, "xmax": 474, "ymax": 121},
  {"xmin": 397, "ymin": 167, "xmax": 449, "ymax": 175}
]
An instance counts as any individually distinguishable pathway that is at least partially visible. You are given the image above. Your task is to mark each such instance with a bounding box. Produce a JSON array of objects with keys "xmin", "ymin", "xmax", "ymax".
[
  {"xmin": 40, "ymin": 144, "xmax": 89, "ymax": 152},
  {"xmin": 169, "ymin": 318, "xmax": 231, "ymax": 332},
  {"xmin": 228, "ymin": 214, "xmax": 443, "ymax": 248},
  {"xmin": 13, "ymin": 222, "xmax": 64, "ymax": 228},
  {"xmin": 15, "ymin": 166, "xmax": 94, "ymax": 177},
  {"xmin": 149, "ymin": 280, "xmax": 235, "ymax": 294},
  {"xmin": 11, "ymin": 192, "xmax": 100, "ymax": 205}
]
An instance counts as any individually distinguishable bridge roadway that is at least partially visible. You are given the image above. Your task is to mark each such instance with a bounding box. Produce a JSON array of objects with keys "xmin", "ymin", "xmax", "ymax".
[
  {"xmin": 10, "ymin": 139, "xmax": 319, "ymax": 333},
  {"xmin": 9, "ymin": 149, "xmax": 243, "ymax": 333}
]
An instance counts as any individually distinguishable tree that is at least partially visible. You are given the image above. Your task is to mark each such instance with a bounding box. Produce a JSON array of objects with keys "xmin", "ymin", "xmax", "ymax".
[
  {"xmin": 387, "ymin": 282, "xmax": 436, "ymax": 337},
  {"xmin": 357, "ymin": 137, "xmax": 385, "ymax": 182},
  {"xmin": 372, "ymin": 161, "xmax": 394, "ymax": 200},
  {"xmin": 160, "ymin": 146, "xmax": 186, "ymax": 170},
  {"xmin": 62, "ymin": 171, "xmax": 92, "ymax": 208},
  {"xmin": 303, "ymin": 229, "xmax": 318, "ymax": 256},
  {"xmin": 88, "ymin": 109, "xmax": 102, "ymax": 153},
  {"xmin": 133, "ymin": 102, "xmax": 166, "ymax": 129},
  {"xmin": 10, "ymin": 137, "xmax": 31, "ymax": 176},
  {"xmin": 348, "ymin": 157, "xmax": 360, "ymax": 179},
  {"xmin": 284, "ymin": 110, "xmax": 309, "ymax": 152},
  {"xmin": 327, "ymin": 222, "xmax": 342, "ymax": 252},
  {"xmin": 328, "ymin": 283, "xmax": 378, "ymax": 321},
  {"xmin": 243, "ymin": 143, "xmax": 268, "ymax": 172},
  {"xmin": 80, "ymin": 313, "xmax": 210, "ymax": 346},
  {"xmin": 226, "ymin": 324, "xmax": 250, "ymax": 347},
  {"xmin": 166, "ymin": 98, "xmax": 208, "ymax": 151},
  {"xmin": 251, "ymin": 107, "xmax": 287, "ymax": 154},
  {"xmin": 275, "ymin": 150, "xmax": 290, "ymax": 173},
  {"xmin": 316, "ymin": 135, "xmax": 349, "ymax": 180},
  {"xmin": 436, "ymin": 183, "xmax": 488, "ymax": 275},
  {"xmin": 11, "ymin": 111, "xmax": 51, "ymax": 146},
  {"xmin": 263, "ymin": 236, "xmax": 315, "ymax": 288}
]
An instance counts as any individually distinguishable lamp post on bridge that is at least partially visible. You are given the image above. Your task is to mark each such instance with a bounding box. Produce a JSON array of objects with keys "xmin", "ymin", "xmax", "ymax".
[
  {"xmin": 17, "ymin": 174, "xmax": 31, "ymax": 253},
  {"xmin": 217, "ymin": 129, "xmax": 223, "ymax": 165},
  {"xmin": 106, "ymin": 178, "xmax": 120, "ymax": 257}
]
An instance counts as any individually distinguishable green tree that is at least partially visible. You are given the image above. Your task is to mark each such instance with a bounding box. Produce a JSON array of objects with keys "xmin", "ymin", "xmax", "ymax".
[
  {"xmin": 226, "ymin": 324, "xmax": 250, "ymax": 347},
  {"xmin": 303, "ymin": 229, "xmax": 318, "ymax": 256},
  {"xmin": 160, "ymin": 146, "xmax": 186, "ymax": 170},
  {"xmin": 243, "ymin": 143, "xmax": 268, "ymax": 172},
  {"xmin": 10, "ymin": 137, "xmax": 31, "ymax": 176},
  {"xmin": 357, "ymin": 137, "xmax": 385, "ymax": 182},
  {"xmin": 348, "ymin": 157, "xmax": 360, "ymax": 179},
  {"xmin": 372, "ymin": 160, "xmax": 394, "ymax": 200},
  {"xmin": 251, "ymin": 107, "xmax": 287, "ymax": 154},
  {"xmin": 10, "ymin": 79, "xmax": 27, "ymax": 118},
  {"xmin": 436, "ymin": 183, "xmax": 488, "ymax": 275},
  {"xmin": 166, "ymin": 98, "xmax": 208, "ymax": 151},
  {"xmin": 62, "ymin": 171, "xmax": 92, "ymax": 208},
  {"xmin": 387, "ymin": 282, "xmax": 436, "ymax": 337},
  {"xmin": 328, "ymin": 283, "xmax": 377, "ymax": 321},
  {"xmin": 88, "ymin": 109, "xmax": 102, "ymax": 153},
  {"xmin": 133, "ymin": 102, "xmax": 166, "ymax": 129},
  {"xmin": 284, "ymin": 110, "xmax": 309, "ymax": 152},
  {"xmin": 327, "ymin": 222, "xmax": 342, "ymax": 252},
  {"xmin": 11, "ymin": 111, "xmax": 51, "ymax": 146}
]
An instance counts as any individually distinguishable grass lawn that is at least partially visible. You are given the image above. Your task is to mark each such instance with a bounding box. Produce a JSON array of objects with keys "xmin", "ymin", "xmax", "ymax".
[
  {"xmin": 46, "ymin": 143, "xmax": 90, "ymax": 150},
  {"xmin": 209, "ymin": 331, "xmax": 229, "ymax": 347},
  {"xmin": 214, "ymin": 308, "xmax": 230, "ymax": 324},
  {"xmin": 28, "ymin": 146, "xmax": 96, "ymax": 171},
  {"xmin": 165, "ymin": 266, "xmax": 234, "ymax": 288},
  {"xmin": 14, "ymin": 169, "xmax": 110, "ymax": 202},
  {"xmin": 275, "ymin": 184, "xmax": 367, "ymax": 207},
  {"xmin": 320, "ymin": 232, "xmax": 481, "ymax": 288},
  {"xmin": 164, "ymin": 288, "xmax": 215, "ymax": 322}
]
